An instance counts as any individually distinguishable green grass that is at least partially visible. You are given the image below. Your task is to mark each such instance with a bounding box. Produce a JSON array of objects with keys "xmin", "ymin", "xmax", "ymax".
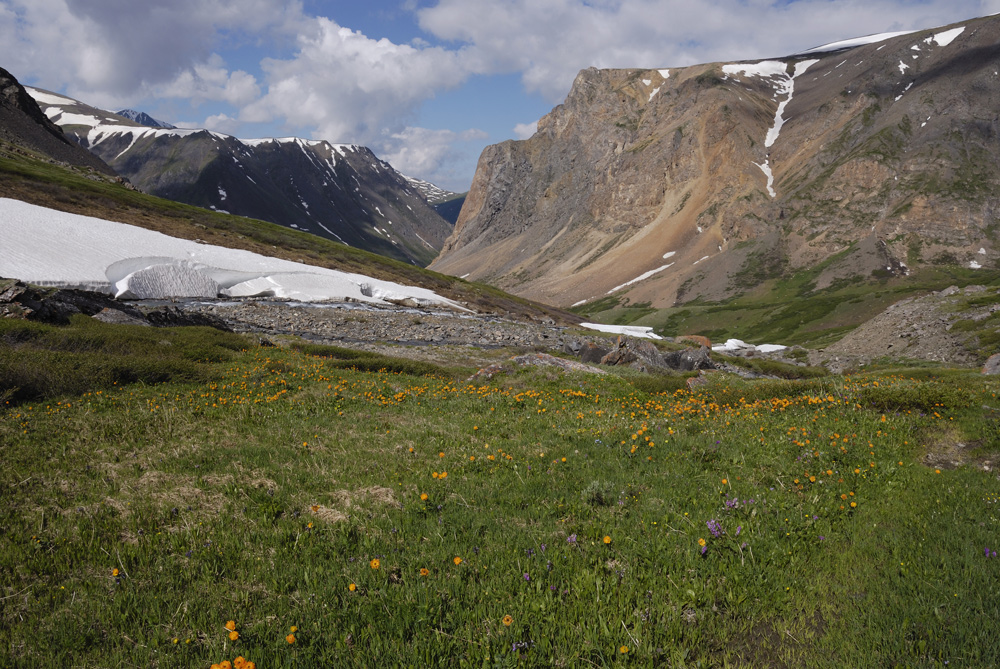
[
  {"xmin": 3, "ymin": 319, "xmax": 1000, "ymax": 666},
  {"xmin": 584, "ymin": 264, "xmax": 1000, "ymax": 352},
  {"xmin": 0, "ymin": 315, "xmax": 247, "ymax": 404}
]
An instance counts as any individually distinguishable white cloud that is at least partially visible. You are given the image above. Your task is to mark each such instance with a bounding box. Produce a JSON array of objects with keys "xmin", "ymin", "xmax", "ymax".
[
  {"xmin": 239, "ymin": 17, "xmax": 470, "ymax": 143},
  {"xmin": 0, "ymin": 0, "xmax": 302, "ymax": 107},
  {"xmin": 199, "ymin": 113, "xmax": 243, "ymax": 135},
  {"xmin": 379, "ymin": 126, "xmax": 488, "ymax": 189},
  {"xmin": 513, "ymin": 121, "xmax": 538, "ymax": 140},
  {"xmin": 155, "ymin": 55, "xmax": 261, "ymax": 107},
  {"xmin": 417, "ymin": 0, "xmax": 1000, "ymax": 101}
]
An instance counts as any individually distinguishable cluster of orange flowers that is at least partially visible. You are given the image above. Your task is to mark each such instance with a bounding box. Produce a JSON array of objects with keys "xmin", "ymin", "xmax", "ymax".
[{"xmin": 210, "ymin": 651, "xmax": 255, "ymax": 669}]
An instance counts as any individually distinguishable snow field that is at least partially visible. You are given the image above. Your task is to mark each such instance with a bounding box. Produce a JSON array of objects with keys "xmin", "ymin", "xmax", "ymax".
[{"xmin": 0, "ymin": 198, "xmax": 463, "ymax": 309}]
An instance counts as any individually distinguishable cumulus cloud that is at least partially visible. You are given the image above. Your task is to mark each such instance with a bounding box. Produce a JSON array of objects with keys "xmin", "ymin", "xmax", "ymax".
[
  {"xmin": 239, "ymin": 18, "xmax": 470, "ymax": 143},
  {"xmin": 417, "ymin": 0, "xmax": 1000, "ymax": 101},
  {"xmin": 513, "ymin": 121, "xmax": 538, "ymax": 140},
  {"xmin": 0, "ymin": 0, "xmax": 302, "ymax": 107},
  {"xmin": 154, "ymin": 55, "xmax": 261, "ymax": 107},
  {"xmin": 378, "ymin": 126, "xmax": 489, "ymax": 187}
]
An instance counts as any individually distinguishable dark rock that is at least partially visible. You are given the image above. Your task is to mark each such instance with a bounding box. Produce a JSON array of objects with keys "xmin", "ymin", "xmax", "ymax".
[
  {"xmin": 0, "ymin": 280, "xmax": 142, "ymax": 324},
  {"xmin": 599, "ymin": 336, "xmax": 667, "ymax": 371},
  {"xmin": 664, "ymin": 346, "xmax": 716, "ymax": 371},
  {"xmin": 142, "ymin": 306, "xmax": 233, "ymax": 331},
  {"xmin": 92, "ymin": 307, "xmax": 151, "ymax": 327},
  {"xmin": 0, "ymin": 68, "xmax": 116, "ymax": 175},
  {"xmin": 579, "ymin": 342, "xmax": 610, "ymax": 364}
]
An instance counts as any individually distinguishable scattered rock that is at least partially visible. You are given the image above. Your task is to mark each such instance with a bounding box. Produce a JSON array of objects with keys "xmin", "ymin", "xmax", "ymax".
[{"xmin": 468, "ymin": 352, "xmax": 605, "ymax": 381}]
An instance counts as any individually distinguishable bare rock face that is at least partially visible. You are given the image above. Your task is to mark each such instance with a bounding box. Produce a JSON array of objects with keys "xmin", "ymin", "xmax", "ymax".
[{"xmin": 432, "ymin": 15, "xmax": 1000, "ymax": 308}]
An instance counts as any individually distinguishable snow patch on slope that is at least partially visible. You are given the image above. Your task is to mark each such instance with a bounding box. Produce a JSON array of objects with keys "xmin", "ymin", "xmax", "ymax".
[
  {"xmin": 0, "ymin": 198, "xmax": 462, "ymax": 309},
  {"xmin": 798, "ymin": 30, "xmax": 914, "ymax": 54},
  {"xmin": 930, "ymin": 26, "xmax": 965, "ymax": 47},
  {"xmin": 607, "ymin": 264, "xmax": 674, "ymax": 294},
  {"xmin": 25, "ymin": 88, "xmax": 77, "ymax": 106},
  {"xmin": 580, "ymin": 323, "xmax": 662, "ymax": 340},
  {"xmin": 725, "ymin": 59, "xmax": 817, "ymax": 198}
]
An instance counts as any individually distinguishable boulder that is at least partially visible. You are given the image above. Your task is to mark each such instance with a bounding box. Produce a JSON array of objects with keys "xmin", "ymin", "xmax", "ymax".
[
  {"xmin": 982, "ymin": 353, "xmax": 1000, "ymax": 375},
  {"xmin": 579, "ymin": 342, "xmax": 610, "ymax": 364},
  {"xmin": 663, "ymin": 346, "xmax": 716, "ymax": 371},
  {"xmin": 599, "ymin": 336, "xmax": 667, "ymax": 371}
]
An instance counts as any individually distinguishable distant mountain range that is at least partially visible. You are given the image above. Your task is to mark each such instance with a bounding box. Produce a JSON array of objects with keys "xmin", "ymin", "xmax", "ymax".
[
  {"xmin": 114, "ymin": 109, "xmax": 174, "ymax": 129},
  {"xmin": 27, "ymin": 87, "xmax": 453, "ymax": 266},
  {"xmin": 432, "ymin": 14, "xmax": 1000, "ymax": 307}
]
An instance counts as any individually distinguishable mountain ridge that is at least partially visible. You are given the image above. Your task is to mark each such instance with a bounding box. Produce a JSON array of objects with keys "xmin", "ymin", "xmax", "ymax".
[
  {"xmin": 28, "ymin": 87, "xmax": 453, "ymax": 267},
  {"xmin": 431, "ymin": 14, "xmax": 1000, "ymax": 311}
]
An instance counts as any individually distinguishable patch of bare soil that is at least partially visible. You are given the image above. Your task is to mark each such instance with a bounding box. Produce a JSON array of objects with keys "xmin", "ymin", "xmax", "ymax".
[{"xmin": 921, "ymin": 426, "xmax": 998, "ymax": 473}]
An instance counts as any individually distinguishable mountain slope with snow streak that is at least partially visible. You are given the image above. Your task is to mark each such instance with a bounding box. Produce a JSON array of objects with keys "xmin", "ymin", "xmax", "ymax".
[{"xmin": 434, "ymin": 13, "xmax": 1000, "ymax": 310}]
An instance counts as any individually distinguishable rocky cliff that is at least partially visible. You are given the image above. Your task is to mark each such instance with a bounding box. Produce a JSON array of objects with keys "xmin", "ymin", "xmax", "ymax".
[
  {"xmin": 431, "ymin": 15, "xmax": 1000, "ymax": 308},
  {"xmin": 0, "ymin": 68, "xmax": 114, "ymax": 175}
]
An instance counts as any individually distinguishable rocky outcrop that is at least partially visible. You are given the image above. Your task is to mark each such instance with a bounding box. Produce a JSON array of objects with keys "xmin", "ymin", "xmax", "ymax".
[
  {"xmin": 432, "ymin": 14, "xmax": 1000, "ymax": 309},
  {"xmin": 0, "ymin": 68, "xmax": 114, "ymax": 175},
  {"xmin": 816, "ymin": 285, "xmax": 997, "ymax": 367},
  {"xmin": 600, "ymin": 335, "xmax": 668, "ymax": 371},
  {"xmin": 0, "ymin": 279, "xmax": 230, "ymax": 331},
  {"xmin": 663, "ymin": 347, "xmax": 716, "ymax": 372}
]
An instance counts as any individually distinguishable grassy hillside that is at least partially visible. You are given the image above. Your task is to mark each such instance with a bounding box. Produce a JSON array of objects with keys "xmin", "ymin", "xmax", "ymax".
[
  {"xmin": 0, "ymin": 140, "xmax": 578, "ymax": 324},
  {"xmin": 574, "ymin": 256, "xmax": 1000, "ymax": 351},
  {"xmin": 2, "ymin": 316, "xmax": 998, "ymax": 666}
]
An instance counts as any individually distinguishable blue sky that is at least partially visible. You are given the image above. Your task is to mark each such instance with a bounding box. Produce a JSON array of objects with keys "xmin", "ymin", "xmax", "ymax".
[{"xmin": 1, "ymin": 0, "xmax": 998, "ymax": 191}]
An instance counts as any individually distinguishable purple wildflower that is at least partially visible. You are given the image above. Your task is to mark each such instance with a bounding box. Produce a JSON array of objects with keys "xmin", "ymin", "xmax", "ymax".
[
  {"xmin": 523, "ymin": 573, "xmax": 530, "ymax": 581},
  {"xmin": 567, "ymin": 534, "xmax": 577, "ymax": 544},
  {"xmin": 706, "ymin": 519, "xmax": 723, "ymax": 538}
]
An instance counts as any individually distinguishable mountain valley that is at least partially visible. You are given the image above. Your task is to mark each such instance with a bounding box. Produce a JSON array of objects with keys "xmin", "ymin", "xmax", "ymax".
[{"xmin": 431, "ymin": 13, "xmax": 1000, "ymax": 339}]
